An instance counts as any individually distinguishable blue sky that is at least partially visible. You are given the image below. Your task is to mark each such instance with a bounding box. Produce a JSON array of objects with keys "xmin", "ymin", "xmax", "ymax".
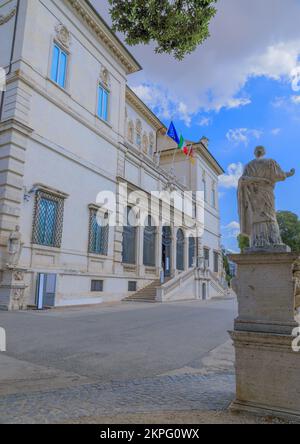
[{"xmin": 94, "ymin": 0, "xmax": 300, "ymax": 251}]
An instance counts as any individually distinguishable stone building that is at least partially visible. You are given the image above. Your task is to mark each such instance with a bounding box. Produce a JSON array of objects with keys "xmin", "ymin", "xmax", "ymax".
[{"xmin": 0, "ymin": 0, "xmax": 226, "ymax": 309}]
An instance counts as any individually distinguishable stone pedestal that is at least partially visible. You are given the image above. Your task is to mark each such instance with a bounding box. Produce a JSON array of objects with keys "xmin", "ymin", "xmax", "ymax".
[
  {"xmin": 229, "ymin": 252, "xmax": 300, "ymax": 422},
  {"xmin": 0, "ymin": 267, "xmax": 28, "ymax": 311}
]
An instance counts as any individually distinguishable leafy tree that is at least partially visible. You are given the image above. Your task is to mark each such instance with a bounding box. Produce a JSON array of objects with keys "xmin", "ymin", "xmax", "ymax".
[
  {"xmin": 237, "ymin": 234, "xmax": 250, "ymax": 253},
  {"xmin": 108, "ymin": 0, "xmax": 217, "ymax": 60},
  {"xmin": 277, "ymin": 211, "xmax": 300, "ymax": 253}
]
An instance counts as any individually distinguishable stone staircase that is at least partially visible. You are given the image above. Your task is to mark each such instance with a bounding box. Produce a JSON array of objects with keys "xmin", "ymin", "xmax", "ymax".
[{"xmin": 124, "ymin": 279, "xmax": 171, "ymax": 303}]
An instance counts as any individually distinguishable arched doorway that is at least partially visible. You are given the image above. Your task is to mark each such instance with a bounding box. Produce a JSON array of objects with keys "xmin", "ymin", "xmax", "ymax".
[{"xmin": 162, "ymin": 226, "xmax": 172, "ymax": 277}]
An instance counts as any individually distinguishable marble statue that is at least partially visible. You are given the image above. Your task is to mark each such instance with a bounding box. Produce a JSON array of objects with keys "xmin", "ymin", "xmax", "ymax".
[
  {"xmin": 7, "ymin": 225, "xmax": 23, "ymax": 267},
  {"xmin": 238, "ymin": 146, "xmax": 295, "ymax": 250}
]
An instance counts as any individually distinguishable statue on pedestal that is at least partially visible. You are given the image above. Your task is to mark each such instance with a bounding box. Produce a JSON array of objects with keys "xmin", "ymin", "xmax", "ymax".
[
  {"xmin": 238, "ymin": 146, "xmax": 295, "ymax": 251},
  {"xmin": 7, "ymin": 225, "xmax": 23, "ymax": 267}
]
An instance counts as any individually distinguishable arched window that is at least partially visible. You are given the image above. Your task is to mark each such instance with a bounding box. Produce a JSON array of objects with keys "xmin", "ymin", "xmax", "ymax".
[
  {"xmin": 189, "ymin": 236, "xmax": 195, "ymax": 268},
  {"xmin": 176, "ymin": 229, "xmax": 185, "ymax": 271},
  {"xmin": 143, "ymin": 216, "xmax": 156, "ymax": 267},
  {"xmin": 122, "ymin": 207, "xmax": 136, "ymax": 264}
]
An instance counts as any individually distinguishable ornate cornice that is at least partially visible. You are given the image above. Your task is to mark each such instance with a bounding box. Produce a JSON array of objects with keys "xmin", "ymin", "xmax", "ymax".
[
  {"xmin": 126, "ymin": 86, "xmax": 165, "ymax": 131},
  {"xmin": 0, "ymin": 7, "xmax": 16, "ymax": 26},
  {"xmin": 65, "ymin": 0, "xmax": 141, "ymax": 74}
]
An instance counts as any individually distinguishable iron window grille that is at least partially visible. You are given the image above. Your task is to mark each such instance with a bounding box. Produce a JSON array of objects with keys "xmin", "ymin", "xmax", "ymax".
[
  {"xmin": 88, "ymin": 209, "xmax": 109, "ymax": 256},
  {"xmin": 91, "ymin": 280, "xmax": 104, "ymax": 292},
  {"xmin": 32, "ymin": 190, "xmax": 65, "ymax": 248},
  {"xmin": 128, "ymin": 281, "xmax": 137, "ymax": 292}
]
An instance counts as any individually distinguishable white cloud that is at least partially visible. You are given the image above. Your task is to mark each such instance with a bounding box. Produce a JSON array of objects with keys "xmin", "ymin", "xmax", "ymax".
[
  {"xmin": 222, "ymin": 221, "xmax": 241, "ymax": 239},
  {"xmin": 226, "ymin": 128, "xmax": 262, "ymax": 146},
  {"xmin": 219, "ymin": 163, "xmax": 244, "ymax": 189},
  {"xmin": 271, "ymin": 128, "xmax": 281, "ymax": 136},
  {"xmin": 291, "ymin": 95, "xmax": 300, "ymax": 104},
  {"xmin": 197, "ymin": 117, "xmax": 212, "ymax": 127},
  {"xmin": 132, "ymin": 84, "xmax": 193, "ymax": 126},
  {"xmin": 93, "ymin": 0, "xmax": 300, "ymax": 123}
]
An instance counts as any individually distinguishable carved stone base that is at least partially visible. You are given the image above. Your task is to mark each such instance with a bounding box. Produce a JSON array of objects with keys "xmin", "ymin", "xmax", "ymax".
[
  {"xmin": 245, "ymin": 244, "xmax": 291, "ymax": 254},
  {"xmin": 0, "ymin": 267, "xmax": 28, "ymax": 311},
  {"xmin": 230, "ymin": 331, "xmax": 300, "ymax": 423}
]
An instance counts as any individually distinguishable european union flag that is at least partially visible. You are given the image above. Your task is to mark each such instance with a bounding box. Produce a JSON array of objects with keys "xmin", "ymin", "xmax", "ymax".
[{"xmin": 167, "ymin": 121, "xmax": 180, "ymax": 145}]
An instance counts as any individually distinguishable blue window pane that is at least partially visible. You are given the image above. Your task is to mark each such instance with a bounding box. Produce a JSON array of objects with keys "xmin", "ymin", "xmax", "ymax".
[
  {"xmin": 98, "ymin": 86, "xmax": 109, "ymax": 121},
  {"xmin": 98, "ymin": 87, "xmax": 103, "ymax": 119},
  {"xmin": 51, "ymin": 44, "xmax": 67, "ymax": 89},
  {"xmin": 102, "ymin": 90, "xmax": 108, "ymax": 121},
  {"xmin": 58, "ymin": 51, "xmax": 67, "ymax": 88},
  {"xmin": 51, "ymin": 45, "xmax": 60, "ymax": 83}
]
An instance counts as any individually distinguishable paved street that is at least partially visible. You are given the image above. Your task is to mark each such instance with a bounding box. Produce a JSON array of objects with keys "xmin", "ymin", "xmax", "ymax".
[{"xmin": 0, "ymin": 298, "xmax": 238, "ymax": 423}]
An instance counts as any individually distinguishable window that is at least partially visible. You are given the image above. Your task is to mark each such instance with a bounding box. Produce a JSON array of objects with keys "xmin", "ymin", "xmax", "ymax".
[
  {"xmin": 91, "ymin": 280, "xmax": 104, "ymax": 292},
  {"xmin": 136, "ymin": 119, "xmax": 142, "ymax": 148},
  {"xmin": 50, "ymin": 44, "xmax": 68, "ymax": 88},
  {"xmin": 189, "ymin": 236, "xmax": 196, "ymax": 268},
  {"xmin": 176, "ymin": 229, "xmax": 185, "ymax": 271},
  {"xmin": 32, "ymin": 190, "xmax": 65, "ymax": 248},
  {"xmin": 214, "ymin": 251, "xmax": 219, "ymax": 273},
  {"xmin": 122, "ymin": 207, "xmax": 137, "ymax": 264},
  {"xmin": 88, "ymin": 209, "xmax": 109, "ymax": 255},
  {"xmin": 204, "ymin": 248, "xmax": 210, "ymax": 267},
  {"xmin": 128, "ymin": 281, "xmax": 137, "ymax": 292},
  {"xmin": 149, "ymin": 132, "xmax": 154, "ymax": 157},
  {"xmin": 128, "ymin": 120, "xmax": 134, "ymax": 143},
  {"xmin": 142, "ymin": 133, "xmax": 149, "ymax": 154},
  {"xmin": 143, "ymin": 216, "xmax": 156, "ymax": 267},
  {"xmin": 211, "ymin": 184, "xmax": 216, "ymax": 208},
  {"xmin": 98, "ymin": 84, "xmax": 109, "ymax": 121},
  {"xmin": 202, "ymin": 178, "xmax": 207, "ymax": 202}
]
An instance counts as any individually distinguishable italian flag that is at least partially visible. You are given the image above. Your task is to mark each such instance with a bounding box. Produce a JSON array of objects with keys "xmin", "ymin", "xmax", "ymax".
[{"xmin": 178, "ymin": 136, "xmax": 195, "ymax": 164}]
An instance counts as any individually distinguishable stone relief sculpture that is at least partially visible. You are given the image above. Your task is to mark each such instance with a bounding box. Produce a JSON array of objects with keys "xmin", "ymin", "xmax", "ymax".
[
  {"xmin": 238, "ymin": 146, "xmax": 295, "ymax": 251},
  {"xmin": 55, "ymin": 24, "xmax": 71, "ymax": 49},
  {"xmin": 7, "ymin": 225, "xmax": 23, "ymax": 267}
]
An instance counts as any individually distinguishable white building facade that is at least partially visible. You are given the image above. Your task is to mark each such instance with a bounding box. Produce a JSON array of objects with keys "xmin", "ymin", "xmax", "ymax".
[{"xmin": 0, "ymin": 0, "xmax": 226, "ymax": 310}]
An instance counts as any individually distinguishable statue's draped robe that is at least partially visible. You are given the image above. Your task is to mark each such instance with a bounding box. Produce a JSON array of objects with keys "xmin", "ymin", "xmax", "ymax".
[{"xmin": 238, "ymin": 158, "xmax": 286, "ymax": 247}]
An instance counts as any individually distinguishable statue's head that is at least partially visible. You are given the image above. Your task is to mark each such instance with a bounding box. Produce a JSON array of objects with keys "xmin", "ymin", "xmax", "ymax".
[
  {"xmin": 254, "ymin": 146, "xmax": 266, "ymax": 158},
  {"xmin": 15, "ymin": 225, "xmax": 20, "ymax": 232}
]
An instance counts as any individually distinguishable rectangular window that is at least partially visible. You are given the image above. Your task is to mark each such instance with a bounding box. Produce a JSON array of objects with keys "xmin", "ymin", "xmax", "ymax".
[
  {"xmin": 32, "ymin": 191, "xmax": 65, "ymax": 248},
  {"xmin": 98, "ymin": 85, "xmax": 109, "ymax": 121},
  {"xmin": 91, "ymin": 280, "xmax": 104, "ymax": 292},
  {"xmin": 128, "ymin": 281, "xmax": 137, "ymax": 292},
  {"xmin": 211, "ymin": 188, "xmax": 216, "ymax": 208},
  {"xmin": 214, "ymin": 252, "xmax": 219, "ymax": 273},
  {"xmin": 88, "ymin": 209, "xmax": 109, "ymax": 255},
  {"xmin": 51, "ymin": 44, "xmax": 68, "ymax": 88},
  {"xmin": 204, "ymin": 248, "xmax": 210, "ymax": 267}
]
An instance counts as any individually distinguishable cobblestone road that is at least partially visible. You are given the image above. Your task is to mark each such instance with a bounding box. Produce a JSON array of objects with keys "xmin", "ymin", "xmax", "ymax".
[{"xmin": 0, "ymin": 372, "xmax": 235, "ymax": 424}]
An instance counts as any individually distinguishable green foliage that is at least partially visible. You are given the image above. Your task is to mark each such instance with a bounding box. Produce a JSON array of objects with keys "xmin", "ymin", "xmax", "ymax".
[
  {"xmin": 277, "ymin": 211, "xmax": 300, "ymax": 253},
  {"xmin": 237, "ymin": 234, "xmax": 250, "ymax": 253},
  {"xmin": 222, "ymin": 250, "xmax": 232, "ymax": 283},
  {"xmin": 108, "ymin": 0, "xmax": 217, "ymax": 60}
]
